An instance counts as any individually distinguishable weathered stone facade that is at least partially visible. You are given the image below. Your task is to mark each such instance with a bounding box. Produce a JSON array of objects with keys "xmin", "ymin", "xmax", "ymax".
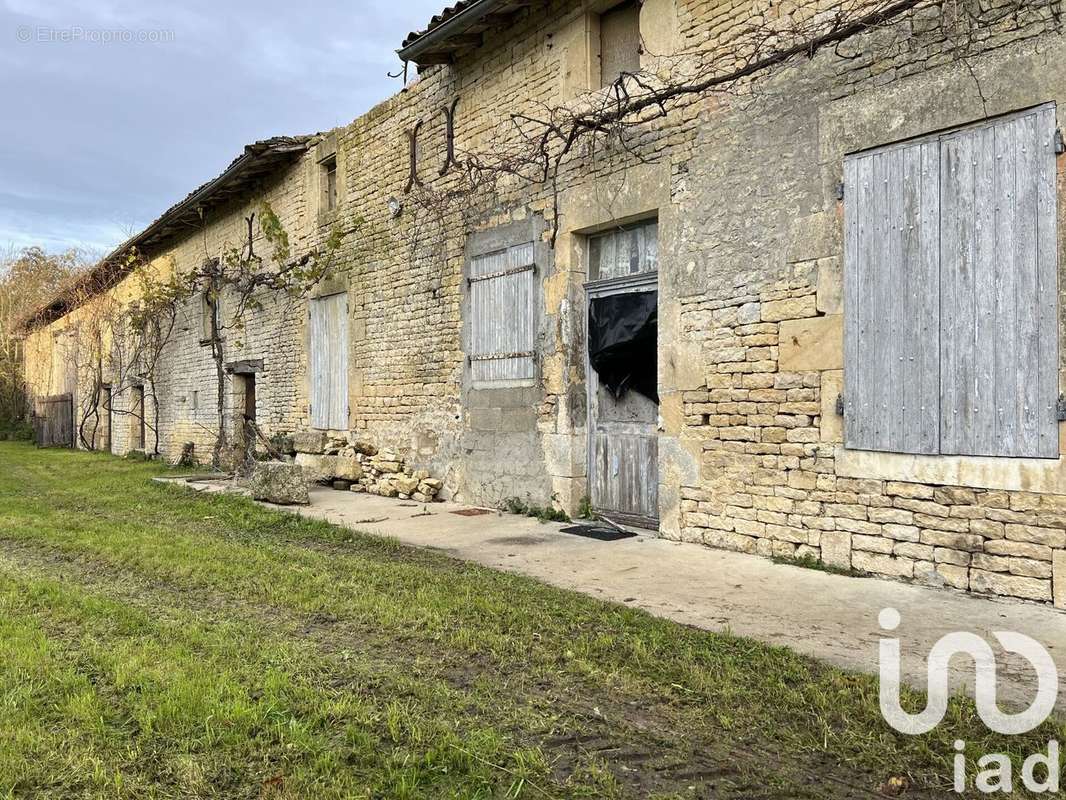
[{"xmin": 22, "ymin": 0, "xmax": 1066, "ymax": 607}]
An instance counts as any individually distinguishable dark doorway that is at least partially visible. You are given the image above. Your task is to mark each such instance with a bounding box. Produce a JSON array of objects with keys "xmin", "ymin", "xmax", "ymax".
[
  {"xmin": 243, "ymin": 373, "xmax": 257, "ymax": 424},
  {"xmin": 130, "ymin": 385, "xmax": 145, "ymax": 451},
  {"xmin": 98, "ymin": 384, "xmax": 112, "ymax": 452},
  {"xmin": 585, "ymin": 219, "xmax": 660, "ymax": 530}
]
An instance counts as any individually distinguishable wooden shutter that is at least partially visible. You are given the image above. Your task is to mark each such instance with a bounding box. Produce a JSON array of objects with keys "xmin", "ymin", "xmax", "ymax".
[
  {"xmin": 469, "ymin": 242, "xmax": 535, "ymax": 384},
  {"xmin": 844, "ymin": 139, "xmax": 941, "ymax": 454},
  {"xmin": 309, "ymin": 293, "xmax": 349, "ymax": 430},
  {"xmin": 939, "ymin": 105, "xmax": 1059, "ymax": 457}
]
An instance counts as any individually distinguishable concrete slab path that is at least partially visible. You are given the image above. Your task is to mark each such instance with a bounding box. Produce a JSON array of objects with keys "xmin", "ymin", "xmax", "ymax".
[{"xmin": 164, "ymin": 477, "xmax": 1066, "ymax": 710}]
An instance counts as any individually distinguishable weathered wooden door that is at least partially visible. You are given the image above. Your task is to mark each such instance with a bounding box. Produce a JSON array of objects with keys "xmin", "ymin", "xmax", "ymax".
[
  {"xmin": 586, "ymin": 221, "xmax": 659, "ymax": 529},
  {"xmin": 309, "ymin": 293, "xmax": 349, "ymax": 430},
  {"xmin": 33, "ymin": 394, "xmax": 73, "ymax": 448}
]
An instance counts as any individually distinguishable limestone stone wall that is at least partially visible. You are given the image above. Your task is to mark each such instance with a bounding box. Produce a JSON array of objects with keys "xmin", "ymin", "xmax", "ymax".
[
  {"xmin": 21, "ymin": 0, "xmax": 1066, "ymax": 607},
  {"xmin": 668, "ymin": 6, "xmax": 1066, "ymax": 607}
]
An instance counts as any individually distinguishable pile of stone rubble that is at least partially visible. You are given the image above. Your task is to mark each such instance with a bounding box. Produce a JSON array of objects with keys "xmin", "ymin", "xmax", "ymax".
[{"xmin": 289, "ymin": 431, "xmax": 443, "ymax": 502}]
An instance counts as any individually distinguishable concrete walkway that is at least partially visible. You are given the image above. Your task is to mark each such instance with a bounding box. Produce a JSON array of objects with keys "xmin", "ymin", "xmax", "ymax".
[{"xmin": 166, "ymin": 477, "xmax": 1066, "ymax": 710}]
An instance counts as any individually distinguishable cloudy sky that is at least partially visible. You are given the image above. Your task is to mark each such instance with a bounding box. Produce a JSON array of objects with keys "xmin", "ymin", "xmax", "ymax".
[{"xmin": 0, "ymin": 0, "xmax": 444, "ymax": 257}]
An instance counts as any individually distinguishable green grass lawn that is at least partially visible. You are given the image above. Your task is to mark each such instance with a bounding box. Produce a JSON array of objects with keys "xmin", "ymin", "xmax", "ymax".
[{"xmin": 0, "ymin": 441, "xmax": 1061, "ymax": 799}]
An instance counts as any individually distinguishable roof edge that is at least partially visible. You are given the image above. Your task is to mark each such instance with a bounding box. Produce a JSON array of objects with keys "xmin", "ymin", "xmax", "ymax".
[
  {"xmin": 18, "ymin": 135, "xmax": 312, "ymax": 334},
  {"xmin": 398, "ymin": 0, "xmax": 502, "ymax": 64}
]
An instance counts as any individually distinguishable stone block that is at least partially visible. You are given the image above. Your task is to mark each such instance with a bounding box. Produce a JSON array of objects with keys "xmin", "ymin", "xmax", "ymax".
[
  {"xmin": 884, "ymin": 481, "xmax": 934, "ymax": 499},
  {"xmin": 937, "ymin": 564, "xmax": 970, "ymax": 590},
  {"xmin": 248, "ymin": 461, "xmax": 309, "ymax": 505},
  {"xmin": 761, "ymin": 296, "xmax": 817, "ymax": 323},
  {"xmin": 393, "ymin": 474, "xmax": 419, "ymax": 495},
  {"xmin": 815, "ymin": 257, "xmax": 843, "ymax": 315},
  {"xmin": 294, "ymin": 453, "xmax": 330, "ymax": 481},
  {"xmin": 853, "ymin": 534, "xmax": 894, "ymax": 554},
  {"xmin": 1054, "ymin": 551, "xmax": 1066, "ymax": 609},
  {"xmin": 334, "ymin": 457, "xmax": 364, "ymax": 482},
  {"xmin": 293, "ymin": 430, "xmax": 327, "ymax": 454},
  {"xmin": 970, "ymin": 570, "xmax": 1051, "ymax": 602},
  {"xmin": 933, "ymin": 547, "xmax": 970, "ymax": 566},
  {"xmin": 778, "ymin": 315, "xmax": 843, "ymax": 372},
  {"xmin": 853, "ymin": 551, "xmax": 914, "ymax": 578},
  {"xmin": 1005, "ymin": 524, "xmax": 1066, "ymax": 548},
  {"xmin": 971, "ymin": 553, "xmax": 1010, "ymax": 572},
  {"xmin": 894, "ymin": 542, "xmax": 935, "ymax": 561},
  {"xmin": 934, "ymin": 487, "xmax": 977, "ymax": 505},
  {"xmin": 970, "ymin": 519, "xmax": 1005, "ymax": 539},
  {"xmin": 919, "ymin": 530, "xmax": 983, "ymax": 552},
  {"xmin": 787, "ymin": 212, "xmax": 836, "ymax": 263},
  {"xmin": 820, "ymin": 370, "xmax": 843, "ymax": 443},
  {"xmin": 1009, "ymin": 558, "xmax": 1052, "ymax": 579},
  {"xmin": 984, "ymin": 539, "xmax": 1053, "ymax": 561}
]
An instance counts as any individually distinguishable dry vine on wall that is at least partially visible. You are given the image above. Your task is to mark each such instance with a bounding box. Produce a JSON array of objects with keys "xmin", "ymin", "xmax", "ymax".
[{"xmin": 403, "ymin": 0, "xmax": 1061, "ymax": 243}]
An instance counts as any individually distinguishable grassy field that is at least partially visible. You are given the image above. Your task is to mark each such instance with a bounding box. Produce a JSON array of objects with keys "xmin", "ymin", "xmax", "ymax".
[{"xmin": 0, "ymin": 441, "xmax": 1061, "ymax": 799}]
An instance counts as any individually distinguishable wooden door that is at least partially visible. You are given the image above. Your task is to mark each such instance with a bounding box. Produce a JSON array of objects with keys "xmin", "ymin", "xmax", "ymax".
[
  {"xmin": 309, "ymin": 293, "xmax": 349, "ymax": 430},
  {"xmin": 586, "ymin": 222, "xmax": 659, "ymax": 530},
  {"xmin": 33, "ymin": 394, "xmax": 73, "ymax": 448}
]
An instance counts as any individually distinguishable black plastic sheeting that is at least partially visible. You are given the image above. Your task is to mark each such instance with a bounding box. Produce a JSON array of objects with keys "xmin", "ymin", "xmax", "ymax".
[{"xmin": 588, "ymin": 290, "xmax": 658, "ymax": 403}]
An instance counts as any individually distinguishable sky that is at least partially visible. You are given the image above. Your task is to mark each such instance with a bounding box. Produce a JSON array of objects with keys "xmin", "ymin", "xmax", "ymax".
[{"xmin": 0, "ymin": 0, "xmax": 445, "ymax": 258}]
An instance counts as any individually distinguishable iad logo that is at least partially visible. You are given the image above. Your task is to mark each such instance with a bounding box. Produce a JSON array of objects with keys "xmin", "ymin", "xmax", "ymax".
[{"xmin": 878, "ymin": 608, "xmax": 1061, "ymax": 793}]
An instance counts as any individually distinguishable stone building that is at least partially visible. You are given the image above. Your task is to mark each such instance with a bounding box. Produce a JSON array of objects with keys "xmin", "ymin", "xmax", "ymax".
[{"xmin": 20, "ymin": 0, "xmax": 1066, "ymax": 607}]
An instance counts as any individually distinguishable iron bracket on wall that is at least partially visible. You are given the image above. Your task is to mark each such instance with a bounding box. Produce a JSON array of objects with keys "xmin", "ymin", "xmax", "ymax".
[
  {"xmin": 835, "ymin": 182, "xmax": 845, "ymax": 201},
  {"xmin": 439, "ymin": 97, "xmax": 460, "ymax": 176},
  {"xmin": 404, "ymin": 119, "xmax": 424, "ymax": 193},
  {"xmin": 1057, "ymin": 394, "xmax": 1066, "ymax": 421},
  {"xmin": 835, "ymin": 393, "xmax": 845, "ymax": 416},
  {"xmin": 1056, "ymin": 129, "xmax": 1065, "ymax": 155}
]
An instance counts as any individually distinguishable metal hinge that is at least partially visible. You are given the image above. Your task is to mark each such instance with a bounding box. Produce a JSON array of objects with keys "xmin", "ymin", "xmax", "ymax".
[
  {"xmin": 1057, "ymin": 394, "xmax": 1066, "ymax": 421},
  {"xmin": 467, "ymin": 263, "xmax": 535, "ymax": 285},
  {"xmin": 835, "ymin": 393, "xmax": 845, "ymax": 416},
  {"xmin": 835, "ymin": 182, "xmax": 845, "ymax": 201},
  {"xmin": 1056, "ymin": 129, "xmax": 1065, "ymax": 155}
]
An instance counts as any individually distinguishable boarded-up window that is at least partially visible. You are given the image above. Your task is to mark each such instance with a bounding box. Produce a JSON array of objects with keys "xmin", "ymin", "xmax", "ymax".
[
  {"xmin": 469, "ymin": 242, "xmax": 535, "ymax": 385},
  {"xmin": 321, "ymin": 155, "xmax": 338, "ymax": 212},
  {"xmin": 844, "ymin": 104, "xmax": 1058, "ymax": 458},
  {"xmin": 309, "ymin": 293, "xmax": 349, "ymax": 430},
  {"xmin": 599, "ymin": 0, "xmax": 641, "ymax": 87},
  {"xmin": 589, "ymin": 219, "xmax": 658, "ymax": 281}
]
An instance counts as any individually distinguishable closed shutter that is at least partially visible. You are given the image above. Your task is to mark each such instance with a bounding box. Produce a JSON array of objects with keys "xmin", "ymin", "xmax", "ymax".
[
  {"xmin": 309, "ymin": 293, "xmax": 349, "ymax": 430},
  {"xmin": 939, "ymin": 106, "xmax": 1059, "ymax": 457},
  {"xmin": 469, "ymin": 242, "xmax": 535, "ymax": 384},
  {"xmin": 844, "ymin": 138, "xmax": 941, "ymax": 454}
]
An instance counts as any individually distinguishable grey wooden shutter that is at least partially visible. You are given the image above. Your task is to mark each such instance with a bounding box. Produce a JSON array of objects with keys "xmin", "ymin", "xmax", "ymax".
[
  {"xmin": 309, "ymin": 293, "xmax": 349, "ymax": 429},
  {"xmin": 939, "ymin": 105, "xmax": 1059, "ymax": 457},
  {"xmin": 469, "ymin": 243, "xmax": 535, "ymax": 384},
  {"xmin": 844, "ymin": 139, "xmax": 941, "ymax": 454}
]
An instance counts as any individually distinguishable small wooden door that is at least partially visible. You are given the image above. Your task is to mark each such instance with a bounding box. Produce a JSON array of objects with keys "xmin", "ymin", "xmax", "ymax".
[
  {"xmin": 586, "ymin": 221, "xmax": 659, "ymax": 529},
  {"xmin": 33, "ymin": 394, "xmax": 73, "ymax": 448}
]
